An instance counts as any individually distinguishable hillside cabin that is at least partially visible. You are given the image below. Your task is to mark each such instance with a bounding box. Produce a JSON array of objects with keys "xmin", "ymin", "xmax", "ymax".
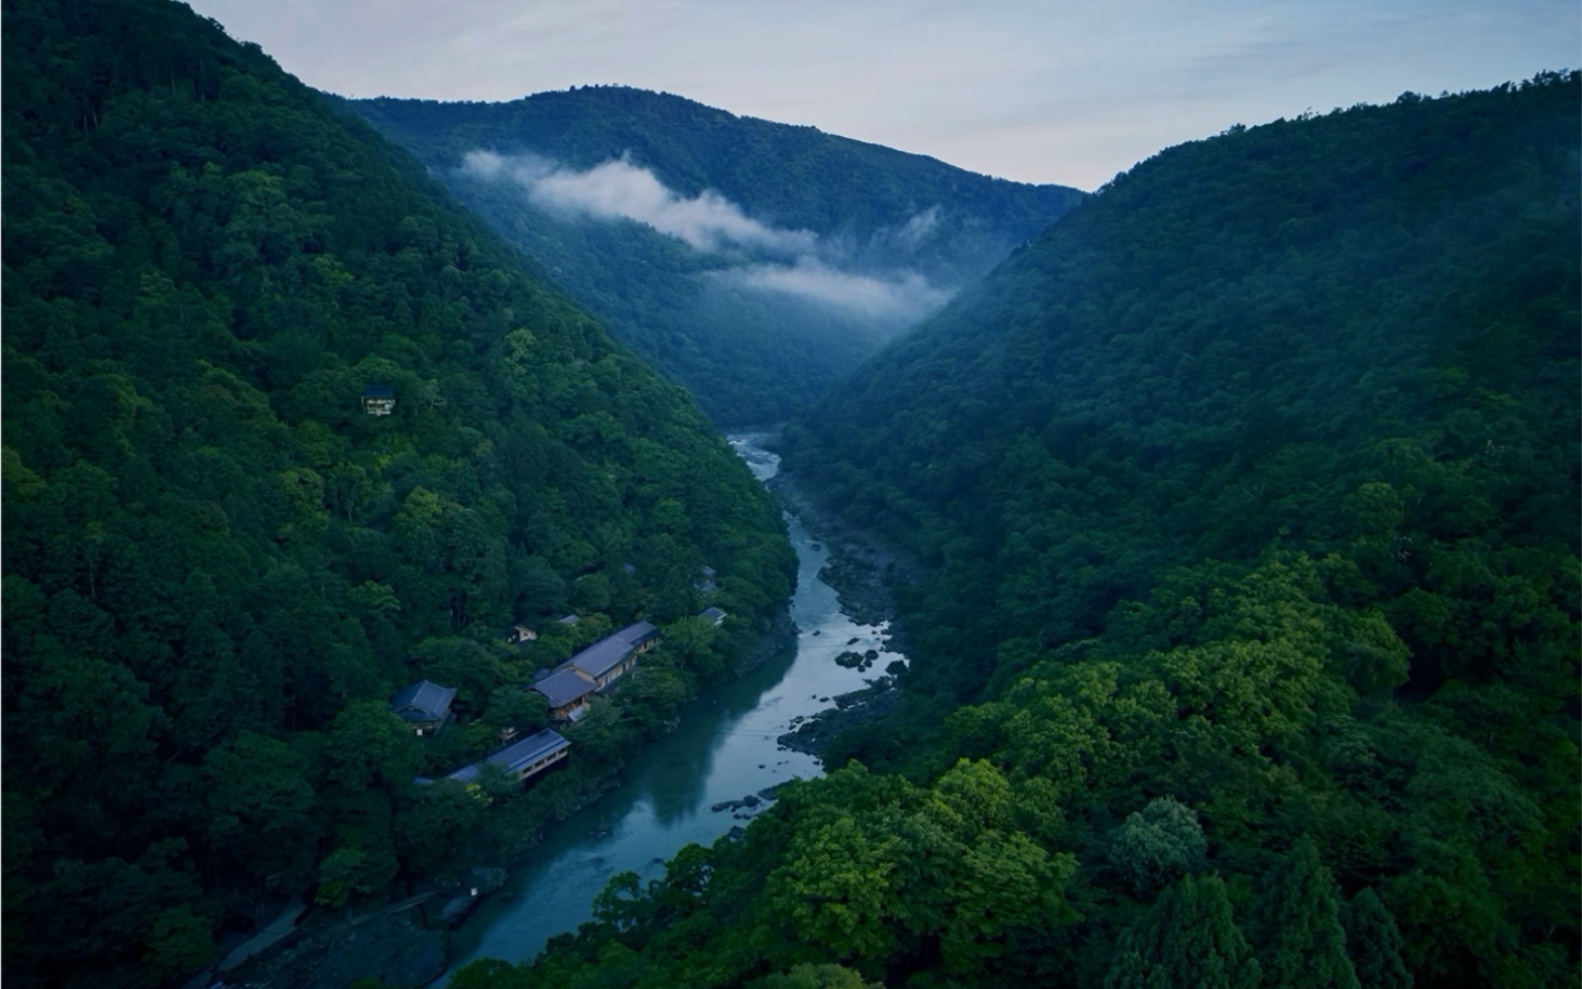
[
  {"xmin": 446, "ymin": 729, "xmax": 570, "ymax": 786},
  {"xmin": 700, "ymin": 607, "xmax": 727, "ymax": 627},
  {"xmin": 362, "ymin": 385, "xmax": 396, "ymax": 416},
  {"xmin": 557, "ymin": 614, "xmax": 580, "ymax": 626},
  {"xmin": 696, "ymin": 566, "xmax": 717, "ymax": 593},
  {"xmin": 532, "ymin": 667, "xmax": 598, "ymax": 720},
  {"xmin": 390, "ymin": 680, "xmax": 457, "ymax": 736},
  {"xmin": 508, "ymin": 625, "xmax": 538, "ymax": 644}
]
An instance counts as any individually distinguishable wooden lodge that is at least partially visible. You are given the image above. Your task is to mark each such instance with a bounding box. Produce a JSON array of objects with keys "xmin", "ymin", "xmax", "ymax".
[
  {"xmin": 389, "ymin": 680, "xmax": 456, "ymax": 736},
  {"xmin": 446, "ymin": 729, "xmax": 570, "ymax": 786},
  {"xmin": 566, "ymin": 621, "xmax": 659, "ymax": 689},
  {"xmin": 529, "ymin": 621, "xmax": 663, "ymax": 719},
  {"xmin": 699, "ymin": 606, "xmax": 727, "ymax": 627},
  {"xmin": 614, "ymin": 620, "xmax": 661, "ymax": 653},
  {"xmin": 531, "ymin": 668, "xmax": 597, "ymax": 721}
]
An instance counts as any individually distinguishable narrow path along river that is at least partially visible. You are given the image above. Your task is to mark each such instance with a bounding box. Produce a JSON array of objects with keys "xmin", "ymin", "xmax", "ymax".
[{"xmin": 440, "ymin": 432, "xmax": 906, "ymax": 978}]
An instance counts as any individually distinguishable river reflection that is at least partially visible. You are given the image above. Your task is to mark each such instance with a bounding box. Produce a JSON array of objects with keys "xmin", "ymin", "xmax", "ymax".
[{"xmin": 439, "ymin": 434, "xmax": 904, "ymax": 979}]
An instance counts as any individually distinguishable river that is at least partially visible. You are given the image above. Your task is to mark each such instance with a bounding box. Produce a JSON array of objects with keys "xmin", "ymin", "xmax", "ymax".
[{"xmin": 440, "ymin": 432, "xmax": 905, "ymax": 977}]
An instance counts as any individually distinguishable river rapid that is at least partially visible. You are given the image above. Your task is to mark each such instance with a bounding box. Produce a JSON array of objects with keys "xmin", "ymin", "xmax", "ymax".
[{"xmin": 440, "ymin": 432, "xmax": 907, "ymax": 977}]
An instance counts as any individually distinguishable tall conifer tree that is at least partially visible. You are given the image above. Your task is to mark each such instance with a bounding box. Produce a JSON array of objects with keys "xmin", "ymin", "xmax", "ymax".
[
  {"xmin": 1263, "ymin": 837, "xmax": 1361, "ymax": 989},
  {"xmin": 1342, "ymin": 889, "xmax": 1412, "ymax": 989},
  {"xmin": 1106, "ymin": 874, "xmax": 1261, "ymax": 989}
]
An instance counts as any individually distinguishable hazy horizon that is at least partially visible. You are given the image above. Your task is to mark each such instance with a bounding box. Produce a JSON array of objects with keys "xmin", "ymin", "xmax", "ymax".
[{"xmin": 186, "ymin": 0, "xmax": 1576, "ymax": 190}]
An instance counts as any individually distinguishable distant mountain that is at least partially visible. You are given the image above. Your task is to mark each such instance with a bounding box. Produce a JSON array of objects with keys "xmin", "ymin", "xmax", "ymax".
[
  {"xmin": 344, "ymin": 87, "xmax": 1085, "ymax": 424},
  {"xmin": 466, "ymin": 75, "xmax": 1582, "ymax": 989},
  {"xmin": 2, "ymin": 2, "xmax": 792, "ymax": 985}
]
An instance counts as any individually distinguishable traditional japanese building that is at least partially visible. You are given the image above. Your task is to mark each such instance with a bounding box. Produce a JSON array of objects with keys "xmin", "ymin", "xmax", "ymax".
[
  {"xmin": 532, "ymin": 668, "xmax": 598, "ymax": 720},
  {"xmin": 446, "ymin": 729, "xmax": 571, "ymax": 785},
  {"xmin": 563, "ymin": 621, "xmax": 661, "ymax": 689},
  {"xmin": 564, "ymin": 637, "xmax": 637, "ymax": 689},
  {"xmin": 389, "ymin": 680, "xmax": 456, "ymax": 735},
  {"xmin": 613, "ymin": 620, "xmax": 662, "ymax": 653}
]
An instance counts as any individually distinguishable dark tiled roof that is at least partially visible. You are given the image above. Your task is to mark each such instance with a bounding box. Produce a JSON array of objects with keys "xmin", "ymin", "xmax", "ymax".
[
  {"xmin": 532, "ymin": 668, "xmax": 596, "ymax": 707},
  {"xmin": 614, "ymin": 621, "xmax": 660, "ymax": 646},
  {"xmin": 363, "ymin": 384, "xmax": 394, "ymax": 398},
  {"xmin": 492, "ymin": 729, "xmax": 570, "ymax": 772},
  {"xmin": 448, "ymin": 729, "xmax": 570, "ymax": 783},
  {"xmin": 390, "ymin": 680, "xmax": 456, "ymax": 721},
  {"xmin": 567, "ymin": 636, "xmax": 633, "ymax": 679}
]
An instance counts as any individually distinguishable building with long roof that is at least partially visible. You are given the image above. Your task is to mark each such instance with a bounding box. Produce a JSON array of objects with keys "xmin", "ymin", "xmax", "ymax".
[
  {"xmin": 446, "ymin": 728, "xmax": 570, "ymax": 785},
  {"xmin": 561, "ymin": 621, "xmax": 661, "ymax": 689}
]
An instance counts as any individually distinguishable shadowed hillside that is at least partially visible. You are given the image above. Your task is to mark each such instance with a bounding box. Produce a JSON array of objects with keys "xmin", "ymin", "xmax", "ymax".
[{"xmin": 2, "ymin": 2, "xmax": 794, "ymax": 985}]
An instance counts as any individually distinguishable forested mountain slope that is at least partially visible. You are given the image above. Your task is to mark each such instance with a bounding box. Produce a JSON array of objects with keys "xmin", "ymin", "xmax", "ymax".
[
  {"xmin": 345, "ymin": 88, "xmax": 1085, "ymax": 424},
  {"xmin": 1, "ymin": 1, "xmax": 793, "ymax": 986},
  {"xmin": 785, "ymin": 77, "xmax": 1579, "ymax": 708},
  {"xmin": 456, "ymin": 76, "xmax": 1581, "ymax": 989}
]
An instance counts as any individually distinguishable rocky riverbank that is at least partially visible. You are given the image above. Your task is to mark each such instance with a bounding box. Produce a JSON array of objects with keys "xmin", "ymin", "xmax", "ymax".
[
  {"xmin": 764, "ymin": 463, "xmax": 920, "ymax": 758},
  {"xmin": 765, "ymin": 468, "xmax": 919, "ymax": 632},
  {"xmin": 776, "ymin": 676, "xmax": 904, "ymax": 755},
  {"xmin": 734, "ymin": 604, "xmax": 798, "ymax": 675}
]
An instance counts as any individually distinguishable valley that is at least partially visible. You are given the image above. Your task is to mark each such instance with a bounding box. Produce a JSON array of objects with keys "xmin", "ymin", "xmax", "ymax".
[
  {"xmin": 2, "ymin": 3, "xmax": 1577, "ymax": 989},
  {"xmin": 219, "ymin": 435, "xmax": 910, "ymax": 988}
]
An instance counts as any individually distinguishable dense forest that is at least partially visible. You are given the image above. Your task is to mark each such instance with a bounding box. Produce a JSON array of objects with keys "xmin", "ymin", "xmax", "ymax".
[
  {"xmin": 454, "ymin": 76, "xmax": 1582, "ymax": 988},
  {"xmin": 346, "ymin": 89, "xmax": 1085, "ymax": 424},
  {"xmin": 1, "ymin": 1, "xmax": 795, "ymax": 986}
]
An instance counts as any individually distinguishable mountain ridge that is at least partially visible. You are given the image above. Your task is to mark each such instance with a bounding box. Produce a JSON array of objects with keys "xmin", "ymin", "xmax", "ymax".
[{"xmin": 343, "ymin": 86, "xmax": 1085, "ymax": 424}]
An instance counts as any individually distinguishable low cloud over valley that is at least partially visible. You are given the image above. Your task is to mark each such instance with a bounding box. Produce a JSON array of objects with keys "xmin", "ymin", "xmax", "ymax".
[
  {"xmin": 719, "ymin": 258, "xmax": 951, "ymax": 324},
  {"xmin": 460, "ymin": 149, "xmax": 953, "ymax": 325}
]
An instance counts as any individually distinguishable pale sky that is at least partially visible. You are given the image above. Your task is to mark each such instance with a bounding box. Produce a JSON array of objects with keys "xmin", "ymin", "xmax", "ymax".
[{"xmin": 186, "ymin": 0, "xmax": 1577, "ymax": 190}]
